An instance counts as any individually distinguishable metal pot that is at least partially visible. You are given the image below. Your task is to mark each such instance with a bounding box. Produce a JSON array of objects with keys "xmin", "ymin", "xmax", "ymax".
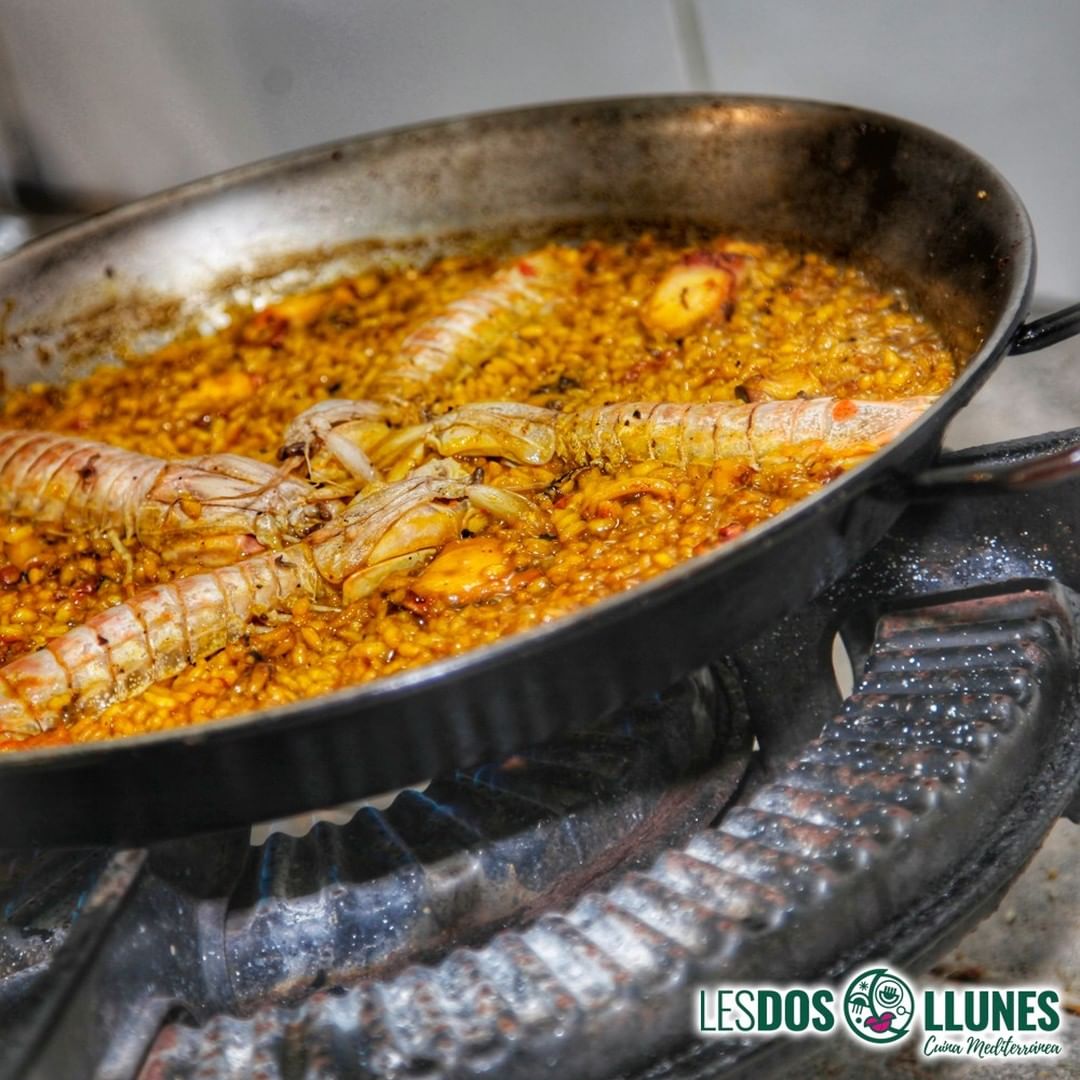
[{"xmin": 0, "ymin": 95, "xmax": 1077, "ymax": 846}]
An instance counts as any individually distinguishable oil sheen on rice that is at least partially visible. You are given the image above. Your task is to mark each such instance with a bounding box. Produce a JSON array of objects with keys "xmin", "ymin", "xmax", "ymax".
[{"xmin": 0, "ymin": 230, "xmax": 956, "ymax": 748}]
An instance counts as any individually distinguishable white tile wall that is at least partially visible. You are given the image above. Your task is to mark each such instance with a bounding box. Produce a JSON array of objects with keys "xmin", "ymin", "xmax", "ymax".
[
  {"xmin": 691, "ymin": 0, "xmax": 1080, "ymax": 302},
  {"xmin": 0, "ymin": 0, "xmax": 689, "ymax": 195},
  {"xmin": 2, "ymin": 0, "xmax": 1078, "ymax": 299}
]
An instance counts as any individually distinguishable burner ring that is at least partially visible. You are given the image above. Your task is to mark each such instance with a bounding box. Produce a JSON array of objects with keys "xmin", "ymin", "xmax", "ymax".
[{"xmin": 140, "ymin": 579, "xmax": 1080, "ymax": 1079}]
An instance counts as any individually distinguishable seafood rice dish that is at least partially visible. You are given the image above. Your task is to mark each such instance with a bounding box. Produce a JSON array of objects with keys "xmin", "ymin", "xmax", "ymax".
[{"xmin": 0, "ymin": 228, "xmax": 956, "ymax": 749}]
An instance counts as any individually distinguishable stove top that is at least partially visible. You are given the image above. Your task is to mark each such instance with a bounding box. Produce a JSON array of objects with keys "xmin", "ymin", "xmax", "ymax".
[
  {"xmin": 0, "ymin": 206, "xmax": 1077, "ymax": 1075},
  {"xmin": 0, "ymin": 412, "xmax": 1078, "ymax": 1077}
]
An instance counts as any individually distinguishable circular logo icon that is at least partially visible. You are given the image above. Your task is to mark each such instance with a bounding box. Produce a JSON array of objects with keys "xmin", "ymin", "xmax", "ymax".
[{"xmin": 843, "ymin": 967, "xmax": 916, "ymax": 1044}]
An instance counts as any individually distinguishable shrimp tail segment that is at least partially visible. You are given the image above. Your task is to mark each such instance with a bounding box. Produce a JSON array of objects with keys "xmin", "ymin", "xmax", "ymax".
[
  {"xmin": 0, "ymin": 430, "xmax": 328, "ymax": 565},
  {"xmin": 552, "ymin": 397, "xmax": 937, "ymax": 468},
  {"xmin": 0, "ymin": 548, "xmax": 316, "ymax": 736}
]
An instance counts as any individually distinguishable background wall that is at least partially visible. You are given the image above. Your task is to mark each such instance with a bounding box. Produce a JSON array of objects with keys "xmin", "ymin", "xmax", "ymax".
[{"xmin": 1, "ymin": 0, "xmax": 1078, "ymax": 301}]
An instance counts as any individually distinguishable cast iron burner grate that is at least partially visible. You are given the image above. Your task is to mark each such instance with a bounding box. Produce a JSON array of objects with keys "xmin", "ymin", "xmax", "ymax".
[{"xmin": 3, "ymin": 431, "xmax": 1080, "ymax": 1080}]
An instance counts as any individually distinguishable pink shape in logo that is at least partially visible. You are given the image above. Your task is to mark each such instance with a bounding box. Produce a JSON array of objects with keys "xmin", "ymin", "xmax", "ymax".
[{"xmin": 864, "ymin": 1012, "xmax": 895, "ymax": 1034}]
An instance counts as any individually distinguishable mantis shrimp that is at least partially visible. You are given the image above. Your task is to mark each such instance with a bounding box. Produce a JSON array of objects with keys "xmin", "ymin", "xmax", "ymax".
[
  {"xmin": 367, "ymin": 249, "xmax": 573, "ymax": 404},
  {"xmin": 0, "ymin": 243, "xmax": 938, "ymax": 737},
  {"xmin": 0, "ymin": 461, "xmax": 540, "ymax": 735},
  {"xmin": 0, "ymin": 250, "xmax": 574, "ymax": 736},
  {"xmin": 287, "ymin": 396, "xmax": 938, "ymax": 478},
  {"xmin": 0, "ymin": 429, "xmax": 331, "ymax": 566},
  {"xmin": 279, "ymin": 247, "xmax": 575, "ymax": 487}
]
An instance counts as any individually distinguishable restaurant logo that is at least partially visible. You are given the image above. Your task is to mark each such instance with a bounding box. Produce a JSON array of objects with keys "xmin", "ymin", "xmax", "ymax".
[
  {"xmin": 841, "ymin": 967, "xmax": 915, "ymax": 1044},
  {"xmin": 919, "ymin": 982, "xmax": 1064, "ymax": 1061},
  {"xmin": 695, "ymin": 965, "xmax": 1065, "ymax": 1061}
]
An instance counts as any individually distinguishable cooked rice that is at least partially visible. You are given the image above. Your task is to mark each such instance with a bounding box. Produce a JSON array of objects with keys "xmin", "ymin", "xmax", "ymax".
[{"xmin": 0, "ymin": 229, "xmax": 956, "ymax": 748}]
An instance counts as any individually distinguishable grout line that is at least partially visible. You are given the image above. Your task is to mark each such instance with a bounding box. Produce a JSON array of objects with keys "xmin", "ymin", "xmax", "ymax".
[{"xmin": 670, "ymin": 0, "xmax": 712, "ymax": 91}]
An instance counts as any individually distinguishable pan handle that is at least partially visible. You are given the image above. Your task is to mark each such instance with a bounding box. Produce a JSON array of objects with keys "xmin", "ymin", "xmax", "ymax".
[
  {"xmin": 912, "ymin": 300, "xmax": 1080, "ymax": 495},
  {"xmin": 1009, "ymin": 301, "xmax": 1080, "ymax": 355},
  {"xmin": 910, "ymin": 443, "xmax": 1080, "ymax": 496}
]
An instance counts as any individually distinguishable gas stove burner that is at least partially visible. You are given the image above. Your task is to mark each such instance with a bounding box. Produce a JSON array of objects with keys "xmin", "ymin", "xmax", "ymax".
[
  {"xmin": 0, "ymin": 667, "xmax": 752, "ymax": 1080},
  {"xmin": 2, "ymin": 431, "xmax": 1080, "ymax": 1080}
]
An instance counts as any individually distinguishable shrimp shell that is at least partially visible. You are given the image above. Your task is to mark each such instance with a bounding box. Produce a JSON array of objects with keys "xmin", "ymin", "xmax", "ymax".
[
  {"xmin": 362, "ymin": 396, "xmax": 934, "ymax": 474},
  {"xmin": 280, "ymin": 399, "xmax": 388, "ymax": 487},
  {"xmin": 0, "ymin": 430, "xmax": 326, "ymax": 564},
  {"xmin": 0, "ymin": 430, "xmax": 163, "ymax": 535},
  {"xmin": 0, "ymin": 463, "xmax": 523, "ymax": 733},
  {"xmin": 369, "ymin": 250, "xmax": 571, "ymax": 401},
  {"xmin": 0, "ymin": 549, "xmax": 317, "ymax": 735},
  {"xmin": 553, "ymin": 397, "xmax": 937, "ymax": 468},
  {"xmin": 310, "ymin": 468, "xmax": 474, "ymax": 584}
]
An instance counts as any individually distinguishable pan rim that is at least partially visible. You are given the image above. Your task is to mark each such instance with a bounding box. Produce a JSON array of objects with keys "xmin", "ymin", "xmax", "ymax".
[{"xmin": 0, "ymin": 92, "xmax": 1035, "ymax": 769}]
